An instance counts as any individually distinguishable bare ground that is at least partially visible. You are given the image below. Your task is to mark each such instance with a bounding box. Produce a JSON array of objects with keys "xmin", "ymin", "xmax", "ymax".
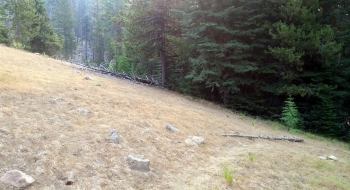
[{"xmin": 0, "ymin": 46, "xmax": 349, "ymax": 190}]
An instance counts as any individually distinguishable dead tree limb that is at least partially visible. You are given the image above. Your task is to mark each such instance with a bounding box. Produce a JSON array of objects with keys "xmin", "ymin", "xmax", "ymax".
[{"xmin": 222, "ymin": 133, "xmax": 304, "ymax": 142}]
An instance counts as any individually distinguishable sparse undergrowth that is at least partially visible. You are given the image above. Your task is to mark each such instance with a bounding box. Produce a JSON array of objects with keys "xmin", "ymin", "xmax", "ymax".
[{"xmin": 223, "ymin": 164, "xmax": 234, "ymax": 184}]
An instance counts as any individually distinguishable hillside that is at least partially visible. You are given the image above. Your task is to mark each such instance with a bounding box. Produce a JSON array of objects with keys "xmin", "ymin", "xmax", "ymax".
[{"xmin": 0, "ymin": 46, "xmax": 349, "ymax": 190}]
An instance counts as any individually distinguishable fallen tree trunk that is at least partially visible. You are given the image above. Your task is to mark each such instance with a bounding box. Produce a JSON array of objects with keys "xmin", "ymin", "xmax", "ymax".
[{"xmin": 222, "ymin": 133, "xmax": 304, "ymax": 142}]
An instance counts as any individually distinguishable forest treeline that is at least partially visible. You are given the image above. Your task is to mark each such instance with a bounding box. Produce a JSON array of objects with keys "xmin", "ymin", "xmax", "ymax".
[{"xmin": 0, "ymin": 0, "xmax": 349, "ymax": 141}]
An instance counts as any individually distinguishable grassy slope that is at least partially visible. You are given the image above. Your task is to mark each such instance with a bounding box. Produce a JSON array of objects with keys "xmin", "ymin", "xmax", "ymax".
[{"xmin": 0, "ymin": 46, "xmax": 349, "ymax": 190}]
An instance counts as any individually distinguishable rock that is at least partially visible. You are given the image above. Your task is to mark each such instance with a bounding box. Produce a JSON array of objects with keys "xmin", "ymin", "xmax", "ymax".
[
  {"xmin": 109, "ymin": 130, "xmax": 120, "ymax": 144},
  {"xmin": 166, "ymin": 124, "xmax": 179, "ymax": 133},
  {"xmin": 0, "ymin": 170, "xmax": 35, "ymax": 188},
  {"xmin": 52, "ymin": 140, "xmax": 62, "ymax": 148},
  {"xmin": 77, "ymin": 108, "xmax": 89, "ymax": 116},
  {"xmin": 318, "ymin": 156, "xmax": 327, "ymax": 160},
  {"xmin": 62, "ymin": 171, "xmax": 75, "ymax": 186},
  {"xmin": 185, "ymin": 136, "xmax": 205, "ymax": 146},
  {"xmin": 50, "ymin": 98, "xmax": 63, "ymax": 104},
  {"xmin": 85, "ymin": 76, "xmax": 93, "ymax": 80},
  {"xmin": 127, "ymin": 155, "xmax": 150, "ymax": 172},
  {"xmin": 327, "ymin": 155, "xmax": 338, "ymax": 161}
]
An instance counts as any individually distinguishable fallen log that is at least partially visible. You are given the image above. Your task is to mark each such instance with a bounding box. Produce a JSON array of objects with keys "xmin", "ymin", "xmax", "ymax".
[{"xmin": 222, "ymin": 133, "xmax": 304, "ymax": 142}]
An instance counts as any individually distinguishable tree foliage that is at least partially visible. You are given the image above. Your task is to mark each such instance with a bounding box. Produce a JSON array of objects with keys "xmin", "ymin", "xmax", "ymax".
[{"xmin": 280, "ymin": 96, "xmax": 302, "ymax": 130}]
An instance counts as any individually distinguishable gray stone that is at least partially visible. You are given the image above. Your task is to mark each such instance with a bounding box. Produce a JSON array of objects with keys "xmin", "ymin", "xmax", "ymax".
[
  {"xmin": 50, "ymin": 98, "xmax": 63, "ymax": 104},
  {"xmin": 318, "ymin": 156, "xmax": 327, "ymax": 160},
  {"xmin": 127, "ymin": 155, "xmax": 150, "ymax": 172},
  {"xmin": 185, "ymin": 136, "xmax": 205, "ymax": 146},
  {"xmin": 109, "ymin": 130, "xmax": 120, "ymax": 144},
  {"xmin": 327, "ymin": 155, "xmax": 338, "ymax": 161},
  {"xmin": 85, "ymin": 76, "xmax": 93, "ymax": 80},
  {"xmin": 166, "ymin": 124, "xmax": 179, "ymax": 133},
  {"xmin": 52, "ymin": 140, "xmax": 62, "ymax": 148},
  {"xmin": 0, "ymin": 170, "xmax": 35, "ymax": 188},
  {"xmin": 62, "ymin": 171, "xmax": 75, "ymax": 186},
  {"xmin": 77, "ymin": 108, "xmax": 89, "ymax": 116}
]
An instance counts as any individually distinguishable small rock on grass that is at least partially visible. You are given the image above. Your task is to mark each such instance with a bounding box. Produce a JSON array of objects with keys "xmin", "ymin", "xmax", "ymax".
[
  {"xmin": 50, "ymin": 98, "xmax": 63, "ymax": 104},
  {"xmin": 127, "ymin": 155, "xmax": 150, "ymax": 172},
  {"xmin": 0, "ymin": 170, "xmax": 35, "ymax": 188},
  {"xmin": 77, "ymin": 108, "xmax": 89, "ymax": 116},
  {"xmin": 109, "ymin": 130, "xmax": 120, "ymax": 144},
  {"xmin": 166, "ymin": 124, "xmax": 179, "ymax": 133},
  {"xmin": 85, "ymin": 76, "xmax": 93, "ymax": 80},
  {"xmin": 327, "ymin": 155, "xmax": 338, "ymax": 161},
  {"xmin": 185, "ymin": 136, "xmax": 205, "ymax": 146}
]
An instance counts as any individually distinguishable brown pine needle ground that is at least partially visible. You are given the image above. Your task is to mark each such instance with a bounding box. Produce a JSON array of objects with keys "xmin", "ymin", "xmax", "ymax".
[{"xmin": 0, "ymin": 46, "xmax": 349, "ymax": 189}]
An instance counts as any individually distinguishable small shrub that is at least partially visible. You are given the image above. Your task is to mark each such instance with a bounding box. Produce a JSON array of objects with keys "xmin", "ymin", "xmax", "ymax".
[
  {"xmin": 223, "ymin": 164, "xmax": 234, "ymax": 184},
  {"xmin": 248, "ymin": 153, "xmax": 255, "ymax": 162},
  {"xmin": 280, "ymin": 95, "xmax": 302, "ymax": 130},
  {"xmin": 117, "ymin": 55, "xmax": 133, "ymax": 74},
  {"xmin": 12, "ymin": 41, "xmax": 26, "ymax": 50}
]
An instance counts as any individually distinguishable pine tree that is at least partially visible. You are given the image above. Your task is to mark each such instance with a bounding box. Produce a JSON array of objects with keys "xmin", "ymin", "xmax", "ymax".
[
  {"xmin": 183, "ymin": 0, "xmax": 268, "ymax": 111},
  {"xmin": 120, "ymin": 0, "xmax": 181, "ymax": 86},
  {"xmin": 5, "ymin": 0, "xmax": 40, "ymax": 48},
  {"xmin": 266, "ymin": 0, "xmax": 343, "ymax": 136},
  {"xmin": 30, "ymin": 0, "xmax": 62, "ymax": 56},
  {"xmin": 280, "ymin": 95, "xmax": 302, "ymax": 130},
  {"xmin": 49, "ymin": 0, "xmax": 77, "ymax": 60},
  {"xmin": 0, "ymin": 1, "xmax": 9, "ymax": 44}
]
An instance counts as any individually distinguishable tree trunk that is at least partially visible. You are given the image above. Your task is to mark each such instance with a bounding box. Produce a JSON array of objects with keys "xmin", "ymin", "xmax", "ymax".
[{"xmin": 160, "ymin": 10, "xmax": 166, "ymax": 86}]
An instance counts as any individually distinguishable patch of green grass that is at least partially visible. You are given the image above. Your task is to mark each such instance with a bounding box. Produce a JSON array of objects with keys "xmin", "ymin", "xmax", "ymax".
[
  {"xmin": 95, "ymin": 83, "xmax": 101, "ymax": 86},
  {"xmin": 239, "ymin": 113, "xmax": 246, "ymax": 120},
  {"xmin": 306, "ymin": 133, "xmax": 318, "ymax": 139},
  {"xmin": 223, "ymin": 164, "xmax": 234, "ymax": 184},
  {"xmin": 316, "ymin": 162, "xmax": 326, "ymax": 169},
  {"xmin": 248, "ymin": 153, "xmax": 255, "ymax": 162}
]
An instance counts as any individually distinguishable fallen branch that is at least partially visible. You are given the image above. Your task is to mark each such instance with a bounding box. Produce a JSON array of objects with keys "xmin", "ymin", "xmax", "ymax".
[{"xmin": 222, "ymin": 133, "xmax": 304, "ymax": 142}]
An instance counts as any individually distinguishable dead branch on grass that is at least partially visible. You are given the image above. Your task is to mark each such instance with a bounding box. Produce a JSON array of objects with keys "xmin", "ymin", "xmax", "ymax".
[{"xmin": 222, "ymin": 133, "xmax": 304, "ymax": 142}]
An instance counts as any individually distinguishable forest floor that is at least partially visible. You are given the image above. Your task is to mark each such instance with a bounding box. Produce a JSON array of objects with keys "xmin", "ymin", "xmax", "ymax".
[{"xmin": 0, "ymin": 46, "xmax": 350, "ymax": 190}]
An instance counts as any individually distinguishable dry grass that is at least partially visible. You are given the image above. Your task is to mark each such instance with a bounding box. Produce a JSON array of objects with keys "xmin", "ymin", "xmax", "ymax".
[{"xmin": 0, "ymin": 46, "xmax": 350, "ymax": 190}]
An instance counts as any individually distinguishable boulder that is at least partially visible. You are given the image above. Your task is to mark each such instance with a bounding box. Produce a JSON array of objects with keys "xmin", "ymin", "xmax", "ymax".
[
  {"xmin": 166, "ymin": 124, "xmax": 179, "ymax": 133},
  {"xmin": 318, "ymin": 156, "xmax": 327, "ymax": 160},
  {"xmin": 0, "ymin": 170, "xmax": 35, "ymax": 188},
  {"xmin": 127, "ymin": 155, "xmax": 150, "ymax": 172}
]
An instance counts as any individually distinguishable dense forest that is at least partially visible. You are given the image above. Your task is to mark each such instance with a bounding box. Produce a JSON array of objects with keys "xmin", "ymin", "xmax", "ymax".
[{"xmin": 0, "ymin": 0, "xmax": 349, "ymax": 141}]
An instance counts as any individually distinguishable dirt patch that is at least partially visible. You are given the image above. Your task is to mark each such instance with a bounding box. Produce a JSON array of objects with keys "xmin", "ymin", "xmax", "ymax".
[{"xmin": 1, "ymin": 46, "xmax": 350, "ymax": 189}]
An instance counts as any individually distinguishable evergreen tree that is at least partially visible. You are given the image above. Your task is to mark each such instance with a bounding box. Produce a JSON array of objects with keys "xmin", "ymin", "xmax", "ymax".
[
  {"xmin": 0, "ymin": 1, "xmax": 9, "ymax": 44},
  {"xmin": 280, "ymin": 95, "xmax": 302, "ymax": 130},
  {"xmin": 266, "ymin": 0, "xmax": 343, "ymax": 136},
  {"xmin": 183, "ymin": 0, "xmax": 268, "ymax": 111},
  {"xmin": 5, "ymin": 0, "xmax": 40, "ymax": 48},
  {"xmin": 49, "ymin": 0, "xmax": 77, "ymax": 59},
  {"xmin": 120, "ymin": 0, "xmax": 181, "ymax": 86},
  {"xmin": 30, "ymin": 0, "xmax": 62, "ymax": 56}
]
